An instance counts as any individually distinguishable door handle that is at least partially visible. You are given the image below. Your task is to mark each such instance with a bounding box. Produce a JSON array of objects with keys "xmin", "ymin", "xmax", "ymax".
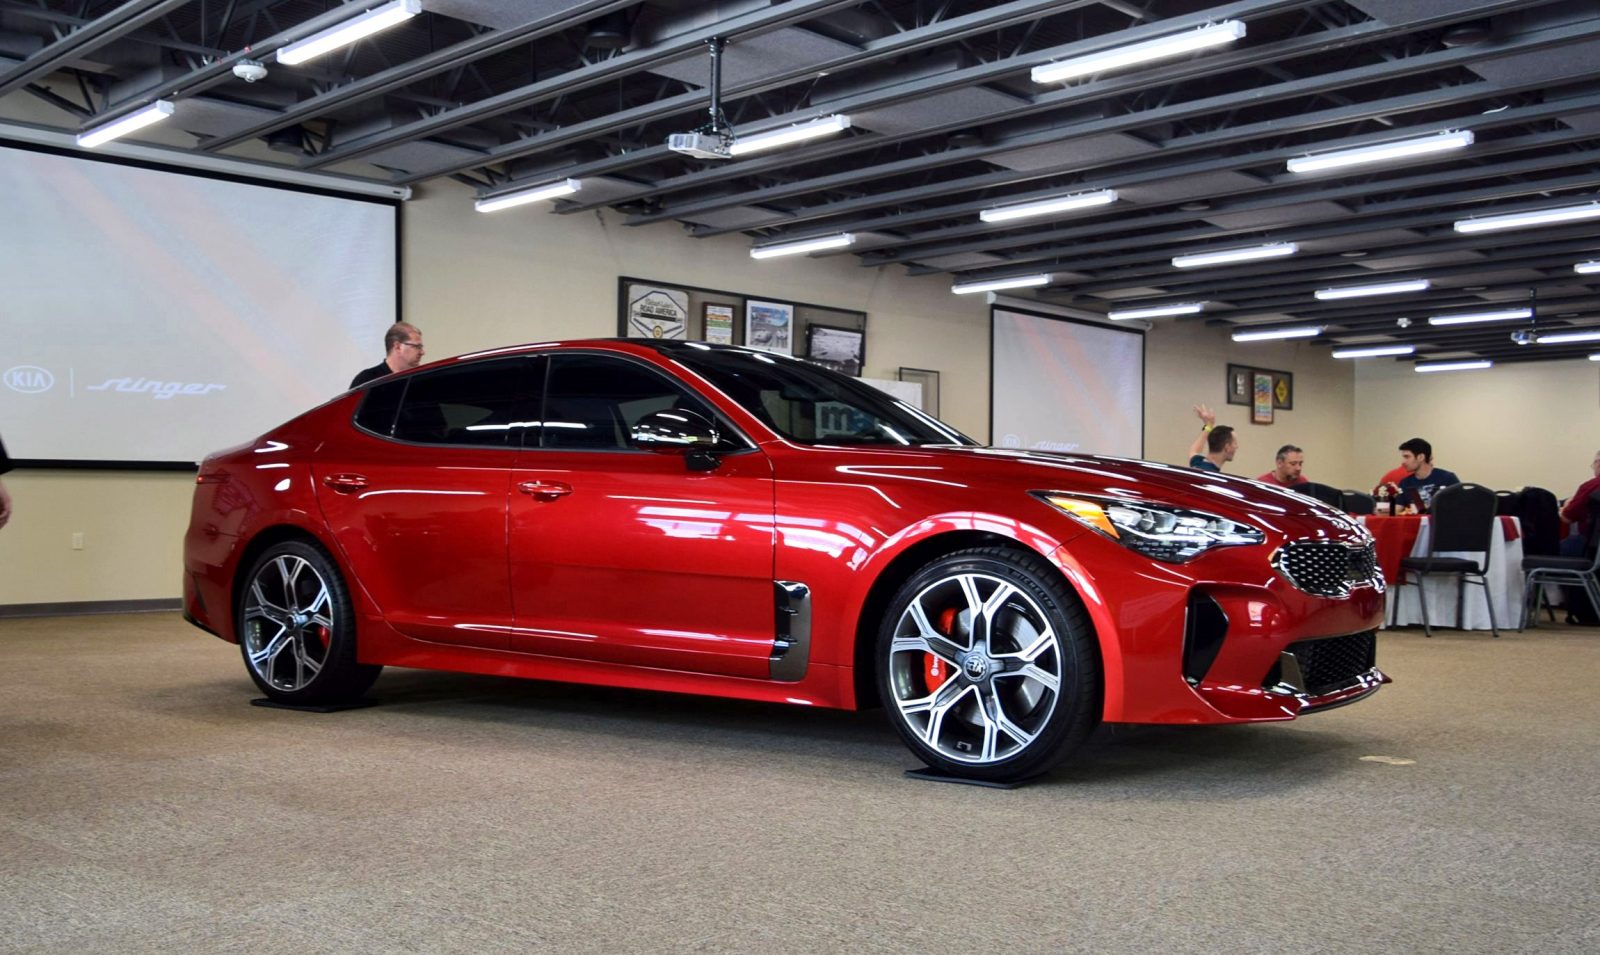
[
  {"xmin": 518, "ymin": 480, "xmax": 573, "ymax": 501},
  {"xmin": 322, "ymin": 473, "xmax": 369, "ymax": 493}
]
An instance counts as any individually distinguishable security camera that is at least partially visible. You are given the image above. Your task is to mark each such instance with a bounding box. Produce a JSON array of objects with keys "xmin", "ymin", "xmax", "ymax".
[
  {"xmin": 232, "ymin": 59, "xmax": 268, "ymax": 83},
  {"xmin": 1510, "ymin": 328, "xmax": 1534, "ymax": 345}
]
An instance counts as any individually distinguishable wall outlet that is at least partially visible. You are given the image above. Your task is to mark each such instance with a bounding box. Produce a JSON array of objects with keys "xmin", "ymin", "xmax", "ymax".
[{"xmin": 71, "ymin": 532, "xmax": 85, "ymax": 550}]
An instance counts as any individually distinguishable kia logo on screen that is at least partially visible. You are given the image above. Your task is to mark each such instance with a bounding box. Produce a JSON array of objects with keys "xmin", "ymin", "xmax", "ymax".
[{"xmin": 4, "ymin": 365, "xmax": 55, "ymax": 394}]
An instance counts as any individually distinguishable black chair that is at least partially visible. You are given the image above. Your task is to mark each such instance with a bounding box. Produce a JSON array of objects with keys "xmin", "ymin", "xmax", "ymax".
[
  {"xmin": 1396, "ymin": 482, "xmax": 1500, "ymax": 638},
  {"xmin": 1523, "ymin": 490, "xmax": 1600, "ymax": 628},
  {"xmin": 1340, "ymin": 490, "xmax": 1376, "ymax": 515},
  {"xmin": 1494, "ymin": 489, "xmax": 1521, "ymax": 516},
  {"xmin": 1514, "ymin": 486, "xmax": 1562, "ymax": 558},
  {"xmin": 1294, "ymin": 481, "xmax": 1345, "ymax": 508}
]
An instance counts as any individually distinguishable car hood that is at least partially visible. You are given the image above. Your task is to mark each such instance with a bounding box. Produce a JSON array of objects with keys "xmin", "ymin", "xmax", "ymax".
[{"xmin": 854, "ymin": 445, "xmax": 1363, "ymax": 537}]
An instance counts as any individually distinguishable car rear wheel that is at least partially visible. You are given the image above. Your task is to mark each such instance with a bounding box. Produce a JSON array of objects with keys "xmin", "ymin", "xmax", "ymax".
[
  {"xmin": 238, "ymin": 540, "xmax": 380, "ymax": 705},
  {"xmin": 878, "ymin": 547, "xmax": 1100, "ymax": 782}
]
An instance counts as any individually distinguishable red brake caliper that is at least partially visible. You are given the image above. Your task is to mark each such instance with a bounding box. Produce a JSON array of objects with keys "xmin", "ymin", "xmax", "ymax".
[{"xmin": 924, "ymin": 607, "xmax": 958, "ymax": 691}]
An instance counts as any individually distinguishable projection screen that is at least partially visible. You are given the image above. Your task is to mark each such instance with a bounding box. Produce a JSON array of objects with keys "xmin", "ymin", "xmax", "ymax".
[
  {"xmin": 991, "ymin": 307, "xmax": 1145, "ymax": 458},
  {"xmin": 0, "ymin": 144, "xmax": 398, "ymax": 467}
]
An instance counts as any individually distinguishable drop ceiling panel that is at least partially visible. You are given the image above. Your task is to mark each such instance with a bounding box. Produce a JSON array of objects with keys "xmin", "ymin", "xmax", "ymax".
[
  {"xmin": 985, "ymin": 132, "xmax": 1157, "ymax": 171},
  {"xmin": 1116, "ymin": 171, "xmax": 1266, "ymax": 205},
  {"xmin": 910, "ymin": 252, "xmax": 1008, "ymax": 269},
  {"xmin": 851, "ymin": 87, "xmax": 1028, "ymax": 137},
  {"xmin": 1203, "ymin": 201, "xmax": 1354, "ymax": 230},
  {"xmin": 676, "ymin": 205, "xmax": 791, "ymax": 229},
  {"xmin": 645, "ymin": 29, "xmax": 860, "ymax": 88},
  {"xmin": 1298, "ymin": 229, "xmax": 1425, "ymax": 254},
  {"xmin": 1355, "ymin": 250, "xmax": 1487, "ymax": 270}
]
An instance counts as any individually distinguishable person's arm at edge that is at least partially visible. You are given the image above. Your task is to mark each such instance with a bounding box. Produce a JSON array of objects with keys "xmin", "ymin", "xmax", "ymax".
[{"xmin": 1188, "ymin": 404, "xmax": 1215, "ymax": 460}]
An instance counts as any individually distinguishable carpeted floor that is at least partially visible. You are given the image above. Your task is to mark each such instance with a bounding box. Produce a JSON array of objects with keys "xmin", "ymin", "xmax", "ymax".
[{"xmin": 1, "ymin": 612, "xmax": 1596, "ymax": 954}]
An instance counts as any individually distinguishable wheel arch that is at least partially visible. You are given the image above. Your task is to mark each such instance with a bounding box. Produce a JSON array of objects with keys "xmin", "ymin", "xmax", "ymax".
[
  {"xmin": 230, "ymin": 525, "xmax": 339, "ymax": 622},
  {"xmin": 850, "ymin": 530, "xmax": 1101, "ymax": 710}
]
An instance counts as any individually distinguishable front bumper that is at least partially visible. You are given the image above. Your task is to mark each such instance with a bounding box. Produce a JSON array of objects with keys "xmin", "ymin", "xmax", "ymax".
[{"xmin": 1058, "ymin": 531, "xmax": 1389, "ymax": 726}]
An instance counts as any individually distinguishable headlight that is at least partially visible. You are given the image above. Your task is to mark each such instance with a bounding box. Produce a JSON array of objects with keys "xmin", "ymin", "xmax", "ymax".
[{"xmin": 1034, "ymin": 492, "xmax": 1265, "ymax": 563}]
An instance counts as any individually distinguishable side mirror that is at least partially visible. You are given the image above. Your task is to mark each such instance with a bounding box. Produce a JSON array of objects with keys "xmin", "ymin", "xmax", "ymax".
[{"xmin": 630, "ymin": 408, "xmax": 720, "ymax": 452}]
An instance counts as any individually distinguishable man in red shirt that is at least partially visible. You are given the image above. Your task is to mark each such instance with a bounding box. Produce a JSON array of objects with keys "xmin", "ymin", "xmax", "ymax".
[
  {"xmin": 1560, "ymin": 449, "xmax": 1600, "ymax": 548},
  {"xmin": 1257, "ymin": 444, "xmax": 1308, "ymax": 487}
]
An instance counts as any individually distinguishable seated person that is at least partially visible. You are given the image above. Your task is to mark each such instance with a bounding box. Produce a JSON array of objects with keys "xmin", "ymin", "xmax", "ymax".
[
  {"xmin": 1257, "ymin": 444, "xmax": 1308, "ymax": 487},
  {"xmin": 1395, "ymin": 437, "xmax": 1459, "ymax": 512},
  {"xmin": 1559, "ymin": 449, "xmax": 1600, "ymax": 556}
]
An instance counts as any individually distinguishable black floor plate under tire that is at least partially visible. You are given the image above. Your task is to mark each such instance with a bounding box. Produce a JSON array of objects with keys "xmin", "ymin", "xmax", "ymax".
[
  {"xmin": 903, "ymin": 767, "xmax": 1027, "ymax": 789},
  {"xmin": 249, "ymin": 698, "xmax": 380, "ymax": 713}
]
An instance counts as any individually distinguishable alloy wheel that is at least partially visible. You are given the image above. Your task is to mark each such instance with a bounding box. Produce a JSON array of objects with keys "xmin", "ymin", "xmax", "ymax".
[
  {"xmin": 241, "ymin": 554, "xmax": 334, "ymax": 692},
  {"xmin": 886, "ymin": 572, "xmax": 1064, "ymax": 765}
]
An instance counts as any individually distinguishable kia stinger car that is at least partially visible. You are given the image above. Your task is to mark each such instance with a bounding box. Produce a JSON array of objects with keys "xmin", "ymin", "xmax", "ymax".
[{"xmin": 183, "ymin": 339, "xmax": 1387, "ymax": 782}]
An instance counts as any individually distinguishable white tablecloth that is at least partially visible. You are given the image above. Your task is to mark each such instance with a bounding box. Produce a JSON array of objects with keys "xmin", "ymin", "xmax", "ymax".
[{"xmin": 1387, "ymin": 516, "xmax": 1524, "ymax": 630}]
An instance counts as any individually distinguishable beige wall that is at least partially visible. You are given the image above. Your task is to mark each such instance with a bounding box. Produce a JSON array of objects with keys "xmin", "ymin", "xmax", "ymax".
[
  {"xmin": 1352, "ymin": 356, "xmax": 1600, "ymax": 496},
  {"xmin": 1144, "ymin": 320, "xmax": 1358, "ymax": 487}
]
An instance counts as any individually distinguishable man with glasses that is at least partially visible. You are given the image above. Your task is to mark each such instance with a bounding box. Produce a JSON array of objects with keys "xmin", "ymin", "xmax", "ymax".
[{"xmin": 350, "ymin": 323, "xmax": 425, "ymax": 389}]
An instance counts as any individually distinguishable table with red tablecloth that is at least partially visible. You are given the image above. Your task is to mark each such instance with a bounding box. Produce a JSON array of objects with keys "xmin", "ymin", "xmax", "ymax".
[{"xmin": 1360, "ymin": 514, "xmax": 1525, "ymax": 630}]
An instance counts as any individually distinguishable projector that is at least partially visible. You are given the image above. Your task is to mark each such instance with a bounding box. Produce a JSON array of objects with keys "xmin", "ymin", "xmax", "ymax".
[
  {"xmin": 232, "ymin": 58, "xmax": 268, "ymax": 83},
  {"xmin": 667, "ymin": 131, "xmax": 732, "ymax": 160}
]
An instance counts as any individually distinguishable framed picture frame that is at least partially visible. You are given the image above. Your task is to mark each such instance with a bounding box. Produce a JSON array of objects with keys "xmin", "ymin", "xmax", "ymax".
[
  {"xmin": 744, "ymin": 299, "xmax": 794, "ymax": 355},
  {"xmin": 897, "ymin": 367, "xmax": 940, "ymax": 417},
  {"xmin": 1226, "ymin": 363, "xmax": 1252, "ymax": 406},
  {"xmin": 805, "ymin": 323, "xmax": 865, "ymax": 377},
  {"xmin": 1251, "ymin": 371, "xmax": 1275, "ymax": 425},
  {"xmin": 1271, "ymin": 370, "xmax": 1294, "ymax": 410},
  {"xmin": 624, "ymin": 283, "xmax": 688, "ymax": 340},
  {"xmin": 702, "ymin": 303, "xmax": 735, "ymax": 344}
]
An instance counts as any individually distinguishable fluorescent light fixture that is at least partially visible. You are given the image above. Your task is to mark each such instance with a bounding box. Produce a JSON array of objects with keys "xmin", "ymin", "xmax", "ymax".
[
  {"xmin": 1535, "ymin": 329, "xmax": 1600, "ymax": 344},
  {"xmin": 1590, "ymin": 353, "xmax": 1600, "ymax": 361},
  {"xmin": 1314, "ymin": 278, "xmax": 1431, "ymax": 300},
  {"xmin": 728, "ymin": 114, "xmax": 851, "ymax": 156},
  {"xmin": 1031, "ymin": 20, "xmax": 1246, "ymax": 84},
  {"xmin": 750, "ymin": 233, "xmax": 856, "ymax": 259},
  {"xmin": 1172, "ymin": 242, "xmax": 1298, "ymax": 269},
  {"xmin": 1575, "ymin": 261, "xmax": 1600, "ymax": 274},
  {"xmin": 1427, "ymin": 307, "xmax": 1532, "ymax": 326},
  {"xmin": 1454, "ymin": 200, "xmax": 1600, "ymax": 234},
  {"xmin": 474, "ymin": 178, "xmax": 581, "ymax": 213},
  {"xmin": 76, "ymin": 100, "xmax": 175, "ymax": 148},
  {"xmin": 1107, "ymin": 302, "xmax": 1206, "ymax": 320},
  {"xmin": 1287, "ymin": 130, "xmax": 1474, "ymax": 174},
  {"xmin": 1331, "ymin": 344, "xmax": 1417, "ymax": 358},
  {"xmin": 1231, "ymin": 325, "xmax": 1322, "ymax": 342},
  {"xmin": 1416, "ymin": 360, "xmax": 1491, "ymax": 373},
  {"xmin": 951, "ymin": 274, "xmax": 1051, "ymax": 295},
  {"xmin": 979, "ymin": 189, "xmax": 1118, "ymax": 223},
  {"xmin": 276, "ymin": 0, "xmax": 422, "ymax": 66}
]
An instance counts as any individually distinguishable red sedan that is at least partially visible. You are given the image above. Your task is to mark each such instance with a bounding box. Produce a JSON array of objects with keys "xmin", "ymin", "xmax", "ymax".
[{"xmin": 183, "ymin": 339, "xmax": 1387, "ymax": 782}]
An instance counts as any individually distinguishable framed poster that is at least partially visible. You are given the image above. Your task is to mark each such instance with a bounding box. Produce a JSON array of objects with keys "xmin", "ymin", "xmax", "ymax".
[
  {"xmin": 745, "ymin": 299, "xmax": 794, "ymax": 355},
  {"xmin": 625, "ymin": 284, "xmax": 688, "ymax": 339},
  {"xmin": 1226, "ymin": 363, "xmax": 1252, "ymax": 406},
  {"xmin": 897, "ymin": 367, "xmax": 940, "ymax": 417},
  {"xmin": 1271, "ymin": 370, "xmax": 1294, "ymax": 410},
  {"xmin": 703, "ymin": 303, "xmax": 735, "ymax": 344},
  {"xmin": 1252, "ymin": 371, "xmax": 1275, "ymax": 424},
  {"xmin": 805, "ymin": 323, "xmax": 865, "ymax": 376}
]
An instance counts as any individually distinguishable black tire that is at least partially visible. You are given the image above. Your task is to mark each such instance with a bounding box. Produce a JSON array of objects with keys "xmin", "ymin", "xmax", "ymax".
[
  {"xmin": 236, "ymin": 539, "xmax": 380, "ymax": 705},
  {"xmin": 877, "ymin": 546, "xmax": 1100, "ymax": 782}
]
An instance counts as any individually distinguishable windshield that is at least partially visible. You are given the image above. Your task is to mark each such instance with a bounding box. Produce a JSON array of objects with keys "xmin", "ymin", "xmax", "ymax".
[{"xmin": 664, "ymin": 346, "xmax": 975, "ymax": 447}]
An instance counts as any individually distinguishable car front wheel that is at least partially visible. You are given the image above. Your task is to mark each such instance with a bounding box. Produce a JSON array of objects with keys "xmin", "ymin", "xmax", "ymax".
[
  {"xmin": 237, "ymin": 540, "xmax": 380, "ymax": 705},
  {"xmin": 878, "ymin": 546, "xmax": 1100, "ymax": 782}
]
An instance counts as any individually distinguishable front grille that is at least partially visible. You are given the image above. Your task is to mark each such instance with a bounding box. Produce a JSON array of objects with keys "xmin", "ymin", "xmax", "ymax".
[
  {"xmin": 1285, "ymin": 631, "xmax": 1377, "ymax": 696},
  {"xmin": 1274, "ymin": 540, "xmax": 1380, "ymax": 597}
]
